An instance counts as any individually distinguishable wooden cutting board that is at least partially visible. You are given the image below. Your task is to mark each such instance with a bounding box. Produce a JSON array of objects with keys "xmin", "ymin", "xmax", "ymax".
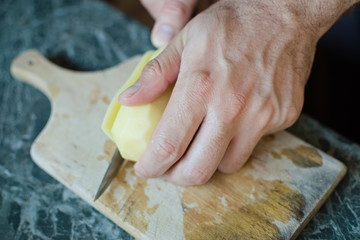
[{"xmin": 11, "ymin": 50, "xmax": 346, "ymax": 240}]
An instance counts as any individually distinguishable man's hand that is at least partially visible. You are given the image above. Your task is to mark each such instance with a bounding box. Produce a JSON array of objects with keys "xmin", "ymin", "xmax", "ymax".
[
  {"xmin": 140, "ymin": 0, "xmax": 198, "ymax": 47},
  {"xmin": 121, "ymin": 0, "xmax": 356, "ymax": 185}
]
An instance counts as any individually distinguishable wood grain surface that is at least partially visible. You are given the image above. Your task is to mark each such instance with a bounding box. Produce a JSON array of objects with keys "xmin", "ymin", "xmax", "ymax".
[{"xmin": 11, "ymin": 50, "xmax": 346, "ymax": 240}]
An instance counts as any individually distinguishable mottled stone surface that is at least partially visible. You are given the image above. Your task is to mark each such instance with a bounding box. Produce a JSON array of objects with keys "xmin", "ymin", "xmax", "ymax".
[
  {"xmin": 0, "ymin": 0, "xmax": 359, "ymax": 239},
  {"xmin": 289, "ymin": 116, "xmax": 360, "ymax": 240}
]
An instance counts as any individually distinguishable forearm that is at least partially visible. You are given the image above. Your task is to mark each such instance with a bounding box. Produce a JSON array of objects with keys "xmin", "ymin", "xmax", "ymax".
[
  {"xmin": 213, "ymin": 0, "xmax": 358, "ymax": 38},
  {"xmin": 286, "ymin": 0, "xmax": 359, "ymax": 37}
]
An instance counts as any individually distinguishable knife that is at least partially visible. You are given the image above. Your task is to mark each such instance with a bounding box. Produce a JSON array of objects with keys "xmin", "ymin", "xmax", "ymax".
[{"xmin": 94, "ymin": 149, "xmax": 125, "ymax": 201}]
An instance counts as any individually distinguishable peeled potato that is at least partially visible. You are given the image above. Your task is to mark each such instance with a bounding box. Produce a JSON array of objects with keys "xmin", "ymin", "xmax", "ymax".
[
  {"xmin": 111, "ymin": 85, "xmax": 173, "ymax": 160},
  {"xmin": 101, "ymin": 50, "xmax": 155, "ymax": 139},
  {"xmin": 101, "ymin": 48, "xmax": 171, "ymax": 161}
]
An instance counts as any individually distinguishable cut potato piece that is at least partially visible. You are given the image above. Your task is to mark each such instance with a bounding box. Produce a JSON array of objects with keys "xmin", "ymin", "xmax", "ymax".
[{"xmin": 102, "ymin": 48, "xmax": 171, "ymax": 161}]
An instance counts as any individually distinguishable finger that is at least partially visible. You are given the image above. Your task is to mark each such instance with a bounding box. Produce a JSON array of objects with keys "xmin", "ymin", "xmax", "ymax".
[
  {"xmin": 119, "ymin": 36, "xmax": 183, "ymax": 106},
  {"xmin": 151, "ymin": 0, "xmax": 197, "ymax": 47},
  {"xmin": 133, "ymin": 72, "xmax": 207, "ymax": 178},
  {"xmin": 217, "ymin": 119, "xmax": 264, "ymax": 174},
  {"xmin": 140, "ymin": 0, "xmax": 166, "ymax": 19},
  {"xmin": 166, "ymin": 109, "xmax": 233, "ymax": 185}
]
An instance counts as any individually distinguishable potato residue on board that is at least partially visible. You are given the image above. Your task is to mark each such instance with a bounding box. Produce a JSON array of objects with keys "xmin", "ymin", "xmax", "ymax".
[
  {"xmin": 48, "ymin": 85, "xmax": 60, "ymax": 97},
  {"xmin": 100, "ymin": 162, "xmax": 150, "ymax": 233},
  {"xmin": 97, "ymin": 139, "xmax": 116, "ymax": 162},
  {"xmin": 182, "ymin": 161, "xmax": 306, "ymax": 240},
  {"xmin": 90, "ymin": 88, "xmax": 101, "ymax": 106},
  {"xmin": 101, "ymin": 96, "xmax": 110, "ymax": 104},
  {"xmin": 97, "ymin": 144, "xmax": 320, "ymax": 239}
]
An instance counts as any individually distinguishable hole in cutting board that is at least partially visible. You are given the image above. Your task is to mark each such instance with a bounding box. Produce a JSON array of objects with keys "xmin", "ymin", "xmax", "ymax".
[
  {"xmin": 48, "ymin": 54, "xmax": 89, "ymax": 71},
  {"xmin": 27, "ymin": 59, "xmax": 34, "ymax": 66}
]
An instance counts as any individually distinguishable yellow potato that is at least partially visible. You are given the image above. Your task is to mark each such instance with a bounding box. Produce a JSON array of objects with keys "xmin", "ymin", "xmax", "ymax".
[
  {"xmin": 102, "ymin": 48, "xmax": 171, "ymax": 161},
  {"xmin": 101, "ymin": 50, "xmax": 154, "ymax": 139},
  {"xmin": 111, "ymin": 85, "xmax": 173, "ymax": 160}
]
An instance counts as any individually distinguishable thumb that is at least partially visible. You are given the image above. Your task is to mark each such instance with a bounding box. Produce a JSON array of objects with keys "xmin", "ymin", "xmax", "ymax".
[
  {"xmin": 119, "ymin": 37, "xmax": 183, "ymax": 106},
  {"xmin": 151, "ymin": 0, "xmax": 197, "ymax": 47}
]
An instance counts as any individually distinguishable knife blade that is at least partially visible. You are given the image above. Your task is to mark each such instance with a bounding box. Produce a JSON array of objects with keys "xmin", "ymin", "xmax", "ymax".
[{"xmin": 94, "ymin": 149, "xmax": 125, "ymax": 201}]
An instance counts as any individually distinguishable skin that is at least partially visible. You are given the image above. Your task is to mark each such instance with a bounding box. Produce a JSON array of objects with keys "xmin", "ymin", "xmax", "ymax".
[{"xmin": 119, "ymin": 0, "xmax": 359, "ymax": 186}]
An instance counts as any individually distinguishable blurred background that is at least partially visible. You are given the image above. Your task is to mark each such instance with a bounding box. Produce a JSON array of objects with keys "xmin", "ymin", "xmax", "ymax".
[{"xmin": 104, "ymin": 0, "xmax": 360, "ymax": 144}]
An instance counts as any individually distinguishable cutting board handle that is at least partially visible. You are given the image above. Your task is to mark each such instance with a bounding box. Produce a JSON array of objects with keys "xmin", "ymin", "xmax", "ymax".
[{"xmin": 10, "ymin": 50, "xmax": 74, "ymax": 100}]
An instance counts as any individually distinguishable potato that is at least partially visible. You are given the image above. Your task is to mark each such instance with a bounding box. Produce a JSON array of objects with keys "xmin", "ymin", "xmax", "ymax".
[
  {"xmin": 111, "ymin": 85, "xmax": 173, "ymax": 160},
  {"xmin": 101, "ymin": 50, "xmax": 155, "ymax": 139},
  {"xmin": 102, "ymin": 48, "xmax": 172, "ymax": 161}
]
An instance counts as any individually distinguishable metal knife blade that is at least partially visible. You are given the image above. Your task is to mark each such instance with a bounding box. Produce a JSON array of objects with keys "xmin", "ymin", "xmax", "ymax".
[{"xmin": 94, "ymin": 149, "xmax": 124, "ymax": 201}]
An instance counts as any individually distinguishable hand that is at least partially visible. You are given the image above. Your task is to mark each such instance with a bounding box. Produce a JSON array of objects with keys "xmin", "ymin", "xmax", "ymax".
[
  {"xmin": 121, "ymin": 0, "xmax": 355, "ymax": 185},
  {"xmin": 140, "ymin": 0, "xmax": 199, "ymax": 47}
]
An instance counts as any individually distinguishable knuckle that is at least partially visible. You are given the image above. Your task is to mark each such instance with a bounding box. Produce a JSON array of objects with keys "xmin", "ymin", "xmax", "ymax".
[
  {"xmin": 187, "ymin": 71, "xmax": 213, "ymax": 102},
  {"xmin": 204, "ymin": 114, "xmax": 229, "ymax": 142},
  {"xmin": 257, "ymin": 106, "xmax": 275, "ymax": 130},
  {"xmin": 271, "ymin": 104, "xmax": 301, "ymax": 130},
  {"xmin": 284, "ymin": 105, "xmax": 301, "ymax": 127},
  {"xmin": 193, "ymin": 70, "xmax": 213, "ymax": 90},
  {"xmin": 222, "ymin": 91, "xmax": 248, "ymax": 123},
  {"xmin": 152, "ymin": 136, "xmax": 178, "ymax": 160},
  {"xmin": 231, "ymin": 92, "xmax": 247, "ymax": 114},
  {"xmin": 183, "ymin": 167, "xmax": 211, "ymax": 185},
  {"xmin": 163, "ymin": 0, "xmax": 189, "ymax": 18}
]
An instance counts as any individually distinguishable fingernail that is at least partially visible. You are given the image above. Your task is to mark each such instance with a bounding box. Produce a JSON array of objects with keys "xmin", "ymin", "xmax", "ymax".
[
  {"xmin": 120, "ymin": 82, "xmax": 141, "ymax": 97},
  {"xmin": 153, "ymin": 24, "xmax": 175, "ymax": 47}
]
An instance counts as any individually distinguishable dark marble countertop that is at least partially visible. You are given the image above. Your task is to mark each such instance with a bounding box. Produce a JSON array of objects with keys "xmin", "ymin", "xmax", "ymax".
[{"xmin": 0, "ymin": 0, "xmax": 359, "ymax": 239}]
